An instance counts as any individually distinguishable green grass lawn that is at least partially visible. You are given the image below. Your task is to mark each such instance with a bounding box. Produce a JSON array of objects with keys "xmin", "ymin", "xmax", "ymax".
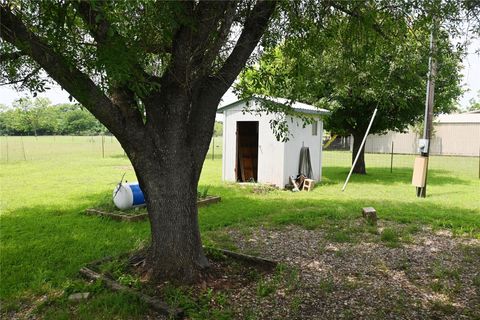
[{"xmin": 0, "ymin": 136, "xmax": 478, "ymax": 318}]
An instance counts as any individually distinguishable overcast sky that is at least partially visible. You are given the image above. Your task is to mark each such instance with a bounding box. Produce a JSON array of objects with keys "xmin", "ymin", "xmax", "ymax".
[{"xmin": 1, "ymin": 39, "xmax": 479, "ymax": 111}]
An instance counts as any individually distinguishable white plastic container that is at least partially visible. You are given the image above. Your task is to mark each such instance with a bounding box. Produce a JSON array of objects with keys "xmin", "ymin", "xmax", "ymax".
[{"xmin": 113, "ymin": 182, "xmax": 146, "ymax": 210}]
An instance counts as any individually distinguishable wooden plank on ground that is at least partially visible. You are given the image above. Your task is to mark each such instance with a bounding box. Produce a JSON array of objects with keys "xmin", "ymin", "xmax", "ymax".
[{"xmin": 80, "ymin": 267, "xmax": 183, "ymax": 319}]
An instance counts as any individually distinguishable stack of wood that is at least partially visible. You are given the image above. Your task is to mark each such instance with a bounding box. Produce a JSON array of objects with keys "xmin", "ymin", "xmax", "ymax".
[{"xmin": 288, "ymin": 174, "xmax": 307, "ymax": 192}]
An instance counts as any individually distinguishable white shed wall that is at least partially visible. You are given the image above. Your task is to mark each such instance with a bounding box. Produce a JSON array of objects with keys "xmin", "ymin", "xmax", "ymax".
[
  {"xmin": 222, "ymin": 102, "xmax": 285, "ymax": 187},
  {"xmin": 222, "ymin": 100, "xmax": 324, "ymax": 188},
  {"xmin": 284, "ymin": 117, "xmax": 323, "ymax": 186}
]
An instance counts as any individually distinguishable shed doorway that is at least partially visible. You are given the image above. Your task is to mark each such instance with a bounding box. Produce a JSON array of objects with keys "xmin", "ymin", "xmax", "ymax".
[{"xmin": 236, "ymin": 121, "xmax": 258, "ymax": 182}]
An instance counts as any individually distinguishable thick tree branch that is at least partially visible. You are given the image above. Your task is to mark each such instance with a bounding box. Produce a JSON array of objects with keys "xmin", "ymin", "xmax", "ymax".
[
  {"xmin": 165, "ymin": 1, "xmax": 236, "ymax": 88},
  {"xmin": 189, "ymin": 1, "xmax": 236, "ymax": 69},
  {"xmin": 145, "ymin": 1, "xmax": 236, "ymax": 123},
  {"xmin": 0, "ymin": 51, "xmax": 25, "ymax": 62},
  {"xmin": 210, "ymin": 0, "xmax": 277, "ymax": 93},
  {"xmin": 73, "ymin": 1, "xmax": 149, "ymax": 124},
  {"xmin": 197, "ymin": 2, "xmax": 237, "ymax": 74},
  {"xmin": 0, "ymin": 5, "xmax": 137, "ymax": 137},
  {"xmin": 75, "ymin": 1, "xmax": 110, "ymax": 44},
  {"xmin": 188, "ymin": 0, "xmax": 277, "ymax": 168},
  {"xmin": 75, "ymin": 1, "xmax": 163, "ymax": 86}
]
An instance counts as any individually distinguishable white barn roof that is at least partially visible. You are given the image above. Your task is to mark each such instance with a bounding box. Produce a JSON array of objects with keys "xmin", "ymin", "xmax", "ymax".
[
  {"xmin": 435, "ymin": 112, "xmax": 480, "ymax": 124},
  {"xmin": 217, "ymin": 96, "xmax": 330, "ymax": 115}
]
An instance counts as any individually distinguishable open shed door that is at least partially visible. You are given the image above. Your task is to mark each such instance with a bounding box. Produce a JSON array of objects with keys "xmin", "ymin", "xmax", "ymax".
[{"xmin": 236, "ymin": 121, "xmax": 258, "ymax": 182}]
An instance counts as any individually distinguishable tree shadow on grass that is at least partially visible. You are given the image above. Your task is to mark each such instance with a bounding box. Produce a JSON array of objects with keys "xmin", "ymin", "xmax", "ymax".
[
  {"xmin": 0, "ymin": 191, "xmax": 150, "ymax": 301},
  {"xmin": 108, "ymin": 154, "xmax": 128, "ymax": 159}
]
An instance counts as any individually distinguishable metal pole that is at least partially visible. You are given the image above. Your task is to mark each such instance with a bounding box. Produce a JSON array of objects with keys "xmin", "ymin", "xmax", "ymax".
[
  {"xmin": 390, "ymin": 141, "xmax": 394, "ymax": 173},
  {"xmin": 417, "ymin": 22, "xmax": 437, "ymax": 198},
  {"xmin": 342, "ymin": 108, "xmax": 378, "ymax": 191}
]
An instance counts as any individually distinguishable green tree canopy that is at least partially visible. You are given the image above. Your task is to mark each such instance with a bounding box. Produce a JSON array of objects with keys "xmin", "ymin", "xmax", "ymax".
[
  {"xmin": 1, "ymin": 0, "xmax": 278, "ymax": 283},
  {"xmin": 467, "ymin": 91, "xmax": 480, "ymax": 111},
  {"xmin": 236, "ymin": 6, "xmax": 464, "ymax": 173}
]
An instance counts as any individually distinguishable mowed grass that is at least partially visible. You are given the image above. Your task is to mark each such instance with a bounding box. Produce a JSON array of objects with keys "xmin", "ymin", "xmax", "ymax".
[{"xmin": 0, "ymin": 136, "xmax": 479, "ymax": 318}]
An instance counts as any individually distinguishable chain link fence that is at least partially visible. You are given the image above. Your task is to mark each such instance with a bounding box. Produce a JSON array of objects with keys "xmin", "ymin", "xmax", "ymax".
[{"xmin": 322, "ymin": 135, "xmax": 480, "ymax": 179}]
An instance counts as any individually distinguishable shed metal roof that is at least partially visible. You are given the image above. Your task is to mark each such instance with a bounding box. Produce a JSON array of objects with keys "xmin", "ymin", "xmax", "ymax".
[{"xmin": 217, "ymin": 96, "xmax": 330, "ymax": 115}]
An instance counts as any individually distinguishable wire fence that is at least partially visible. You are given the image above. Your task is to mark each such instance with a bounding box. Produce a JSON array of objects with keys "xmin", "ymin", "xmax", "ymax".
[
  {"xmin": 1, "ymin": 135, "xmax": 477, "ymax": 179},
  {"xmin": 323, "ymin": 136, "xmax": 480, "ymax": 179},
  {"xmin": 0, "ymin": 135, "xmax": 223, "ymax": 162}
]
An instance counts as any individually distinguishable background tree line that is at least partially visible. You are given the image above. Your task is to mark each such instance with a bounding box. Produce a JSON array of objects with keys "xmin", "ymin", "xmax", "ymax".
[
  {"xmin": 467, "ymin": 91, "xmax": 480, "ymax": 111},
  {"xmin": 0, "ymin": 97, "xmax": 107, "ymax": 136},
  {"xmin": 0, "ymin": 97, "xmax": 225, "ymax": 137}
]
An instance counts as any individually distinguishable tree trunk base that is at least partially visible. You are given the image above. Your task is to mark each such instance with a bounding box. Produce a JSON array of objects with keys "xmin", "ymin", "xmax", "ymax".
[
  {"xmin": 352, "ymin": 167, "xmax": 367, "ymax": 175},
  {"xmin": 143, "ymin": 246, "xmax": 210, "ymax": 284},
  {"xmin": 352, "ymin": 133, "xmax": 367, "ymax": 174}
]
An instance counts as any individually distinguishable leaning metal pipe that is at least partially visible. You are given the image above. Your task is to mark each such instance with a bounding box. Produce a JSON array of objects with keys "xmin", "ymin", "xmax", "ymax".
[{"xmin": 341, "ymin": 108, "xmax": 378, "ymax": 192}]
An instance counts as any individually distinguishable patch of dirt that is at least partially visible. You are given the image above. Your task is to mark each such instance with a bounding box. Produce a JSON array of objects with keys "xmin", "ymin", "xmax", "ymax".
[
  {"xmin": 84, "ymin": 248, "xmax": 278, "ymax": 319},
  {"xmin": 227, "ymin": 225, "xmax": 480, "ymax": 319},
  {"xmin": 129, "ymin": 250, "xmax": 275, "ymax": 295}
]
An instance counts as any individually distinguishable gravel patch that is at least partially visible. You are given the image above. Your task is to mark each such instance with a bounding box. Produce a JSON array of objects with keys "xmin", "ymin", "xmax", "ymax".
[{"xmin": 227, "ymin": 224, "xmax": 480, "ymax": 319}]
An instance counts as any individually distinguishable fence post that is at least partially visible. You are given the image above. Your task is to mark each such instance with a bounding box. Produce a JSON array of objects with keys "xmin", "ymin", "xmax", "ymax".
[
  {"xmin": 21, "ymin": 135, "xmax": 27, "ymax": 161},
  {"xmin": 101, "ymin": 134, "xmax": 105, "ymax": 158},
  {"xmin": 5, "ymin": 136, "xmax": 8, "ymax": 162},
  {"xmin": 478, "ymin": 147, "xmax": 480, "ymax": 179},
  {"xmin": 212, "ymin": 137, "xmax": 215, "ymax": 160},
  {"xmin": 390, "ymin": 141, "xmax": 394, "ymax": 173}
]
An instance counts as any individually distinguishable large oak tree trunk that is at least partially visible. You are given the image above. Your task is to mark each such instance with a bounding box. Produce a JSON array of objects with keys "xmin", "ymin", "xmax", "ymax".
[
  {"xmin": 352, "ymin": 132, "xmax": 366, "ymax": 174},
  {"xmin": 124, "ymin": 92, "xmax": 217, "ymax": 283},
  {"xmin": 135, "ymin": 153, "xmax": 208, "ymax": 283}
]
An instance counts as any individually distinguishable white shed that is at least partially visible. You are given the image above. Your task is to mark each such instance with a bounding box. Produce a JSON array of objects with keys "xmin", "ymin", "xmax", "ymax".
[{"xmin": 217, "ymin": 97, "xmax": 329, "ymax": 188}]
